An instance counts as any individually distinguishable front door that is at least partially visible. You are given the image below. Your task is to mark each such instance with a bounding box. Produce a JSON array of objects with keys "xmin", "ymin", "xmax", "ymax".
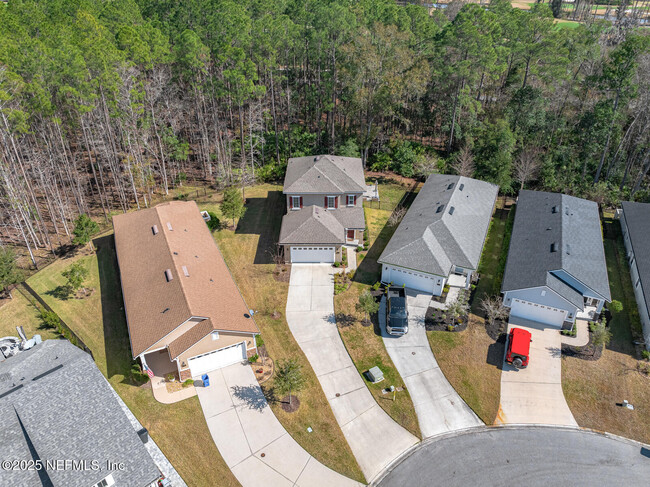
[{"xmin": 347, "ymin": 229, "xmax": 355, "ymax": 241}]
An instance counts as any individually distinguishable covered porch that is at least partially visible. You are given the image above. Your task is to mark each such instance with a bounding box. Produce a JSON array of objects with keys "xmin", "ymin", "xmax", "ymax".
[{"xmin": 141, "ymin": 348, "xmax": 197, "ymax": 404}]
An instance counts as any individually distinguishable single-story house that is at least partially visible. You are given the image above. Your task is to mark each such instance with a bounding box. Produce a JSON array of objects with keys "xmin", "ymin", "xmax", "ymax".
[
  {"xmin": 620, "ymin": 201, "xmax": 650, "ymax": 350},
  {"xmin": 0, "ymin": 340, "xmax": 160, "ymax": 487},
  {"xmin": 378, "ymin": 174, "xmax": 498, "ymax": 295},
  {"xmin": 279, "ymin": 155, "xmax": 367, "ymax": 263},
  {"xmin": 502, "ymin": 190, "xmax": 611, "ymax": 328},
  {"xmin": 113, "ymin": 200, "xmax": 259, "ymax": 381}
]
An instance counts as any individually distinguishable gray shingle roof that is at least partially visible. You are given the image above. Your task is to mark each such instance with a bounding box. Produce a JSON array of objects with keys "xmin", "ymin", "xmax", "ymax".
[
  {"xmin": 621, "ymin": 201, "xmax": 650, "ymax": 315},
  {"xmin": 279, "ymin": 205, "xmax": 366, "ymax": 245},
  {"xmin": 378, "ymin": 175, "xmax": 499, "ymax": 276},
  {"xmin": 0, "ymin": 340, "xmax": 159, "ymax": 487},
  {"xmin": 502, "ymin": 190, "xmax": 611, "ymax": 302},
  {"xmin": 283, "ymin": 155, "xmax": 367, "ymax": 194}
]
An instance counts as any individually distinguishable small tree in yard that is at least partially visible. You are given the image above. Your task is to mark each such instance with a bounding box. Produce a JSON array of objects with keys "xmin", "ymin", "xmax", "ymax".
[
  {"xmin": 274, "ymin": 359, "xmax": 305, "ymax": 406},
  {"xmin": 0, "ymin": 248, "xmax": 22, "ymax": 299},
  {"xmin": 480, "ymin": 295, "xmax": 508, "ymax": 328},
  {"xmin": 62, "ymin": 262, "xmax": 89, "ymax": 296},
  {"xmin": 220, "ymin": 188, "xmax": 246, "ymax": 227},
  {"xmin": 357, "ymin": 289, "xmax": 380, "ymax": 325},
  {"xmin": 72, "ymin": 214, "xmax": 99, "ymax": 246},
  {"xmin": 591, "ymin": 321, "xmax": 612, "ymax": 355},
  {"xmin": 446, "ymin": 296, "xmax": 469, "ymax": 324},
  {"xmin": 609, "ymin": 300, "xmax": 623, "ymax": 313}
]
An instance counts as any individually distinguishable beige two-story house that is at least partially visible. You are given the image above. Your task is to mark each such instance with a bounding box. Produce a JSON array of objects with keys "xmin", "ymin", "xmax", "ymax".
[{"xmin": 279, "ymin": 155, "xmax": 367, "ymax": 263}]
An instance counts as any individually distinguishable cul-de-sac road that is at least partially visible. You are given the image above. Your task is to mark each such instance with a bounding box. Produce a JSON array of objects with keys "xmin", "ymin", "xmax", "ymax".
[{"xmin": 376, "ymin": 426, "xmax": 650, "ymax": 487}]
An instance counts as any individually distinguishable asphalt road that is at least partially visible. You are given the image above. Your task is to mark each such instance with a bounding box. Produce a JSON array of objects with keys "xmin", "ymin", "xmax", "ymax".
[{"xmin": 376, "ymin": 427, "xmax": 650, "ymax": 487}]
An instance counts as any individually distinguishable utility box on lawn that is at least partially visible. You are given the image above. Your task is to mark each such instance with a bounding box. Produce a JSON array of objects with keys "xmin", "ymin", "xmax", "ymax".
[
  {"xmin": 202, "ymin": 374, "xmax": 210, "ymax": 387},
  {"xmin": 368, "ymin": 366, "xmax": 384, "ymax": 383}
]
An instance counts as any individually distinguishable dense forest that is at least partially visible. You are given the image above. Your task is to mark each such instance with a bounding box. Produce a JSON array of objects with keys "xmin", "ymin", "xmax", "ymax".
[{"xmin": 0, "ymin": 0, "xmax": 648, "ymax": 266}]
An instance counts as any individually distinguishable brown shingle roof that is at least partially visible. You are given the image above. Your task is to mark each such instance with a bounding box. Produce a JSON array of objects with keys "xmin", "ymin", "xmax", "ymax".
[
  {"xmin": 113, "ymin": 201, "xmax": 259, "ymax": 358},
  {"xmin": 167, "ymin": 319, "xmax": 214, "ymax": 360}
]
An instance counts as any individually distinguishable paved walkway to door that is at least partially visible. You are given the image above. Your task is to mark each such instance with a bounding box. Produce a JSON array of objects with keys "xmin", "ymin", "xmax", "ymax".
[
  {"xmin": 196, "ymin": 362, "xmax": 362, "ymax": 487},
  {"xmin": 380, "ymin": 291, "xmax": 482, "ymax": 438},
  {"xmin": 496, "ymin": 317, "xmax": 578, "ymax": 426},
  {"xmin": 286, "ymin": 264, "xmax": 418, "ymax": 482}
]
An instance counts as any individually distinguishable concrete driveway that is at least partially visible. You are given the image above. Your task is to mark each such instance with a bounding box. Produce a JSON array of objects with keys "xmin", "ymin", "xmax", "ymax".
[
  {"xmin": 380, "ymin": 291, "xmax": 482, "ymax": 437},
  {"xmin": 496, "ymin": 317, "xmax": 577, "ymax": 426},
  {"xmin": 286, "ymin": 264, "xmax": 418, "ymax": 482},
  {"xmin": 195, "ymin": 362, "xmax": 362, "ymax": 487}
]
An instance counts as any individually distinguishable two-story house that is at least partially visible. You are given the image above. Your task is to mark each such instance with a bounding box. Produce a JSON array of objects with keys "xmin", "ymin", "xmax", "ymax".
[{"xmin": 279, "ymin": 155, "xmax": 366, "ymax": 263}]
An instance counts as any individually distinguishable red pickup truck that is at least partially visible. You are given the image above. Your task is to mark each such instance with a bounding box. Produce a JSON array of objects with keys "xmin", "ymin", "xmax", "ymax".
[{"xmin": 506, "ymin": 327, "xmax": 532, "ymax": 368}]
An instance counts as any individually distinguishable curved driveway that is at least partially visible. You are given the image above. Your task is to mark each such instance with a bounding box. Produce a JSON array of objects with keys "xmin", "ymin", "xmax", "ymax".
[{"xmin": 376, "ymin": 426, "xmax": 650, "ymax": 487}]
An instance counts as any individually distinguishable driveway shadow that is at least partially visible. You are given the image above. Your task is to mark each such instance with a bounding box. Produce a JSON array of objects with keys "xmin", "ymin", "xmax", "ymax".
[
  {"xmin": 93, "ymin": 234, "xmax": 133, "ymax": 380},
  {"xmin": 235, "ymin": 191, "xmax": 284, "ymax": 264},
  {"xmin": 230, "ymin": 384, "xmax": 269, "ymax": 412}
]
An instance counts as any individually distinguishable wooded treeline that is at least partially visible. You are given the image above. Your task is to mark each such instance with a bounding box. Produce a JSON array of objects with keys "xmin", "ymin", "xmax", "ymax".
[{"xmin": 0, "ymin": 0, "xmax": 648, "ymax": 265}]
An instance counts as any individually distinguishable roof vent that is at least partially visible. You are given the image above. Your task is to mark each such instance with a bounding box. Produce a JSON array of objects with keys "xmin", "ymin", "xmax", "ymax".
[
  {"xmin": 152, "ymin": 225, "xmax": 159, "ymax": 235},
  {"xmin": 565, "ymin": 207, "xmax": 569, "ymax": 215},
  {"xmin": 566, "ymin": 244, "xmax": 571, "ymax": 255},
  {"xmin": 552, "ymin": 206, "xmax": 558, "ymax": 214},
  {"xmin": 167, "ymin": 222, "xmax": 173, "ymax": 231},
  {"xmin": 447, "ymin": 183, "xmax": 454, "ymax": 190},
  {"xmin": 550, "ymin": 242, "xmax": 558, "ymax": 253},
  {"xmin": 459, "ymin": 184, "xmax": 464, "ymax": 191},
  {"xmin": 182, "ymin": 265, "xmax": 189, "ymax": 277},
  {"xmin": 448, "ymin": 206, "xmax": 455, "ymax": 215},
  {"xmin": 436, "ymin": 205, "xmax": 445, "ymax": 213},
  {"xmin": 165, "ymin": 269, "xmax": 173, "ymax": 281}
]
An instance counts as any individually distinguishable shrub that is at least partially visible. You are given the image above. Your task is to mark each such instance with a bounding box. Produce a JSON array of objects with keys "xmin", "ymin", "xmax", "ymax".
[
  {"xmin": 363, "ymin": 242, "xmax": 369, "ymax": 251},
  {"xmin": 609, "ymin": 300, "xmax": 623, "ymax": 313},
  {"xmin": 369, "ymin": 152, "xmax": 392, "ymax": 172},
  {"xmin": 642, "ymin": 350, "xmax": 650, "ymax": 361},
  {"xmin": 447, "ymin": 324, "xmax": 455, "ymax": 332},
  {"xmin": 391, "ymin": 141, "xmax": 423, "ymax": 178},
  {"xmin": 333, "ymin": 261, "xmax": 341, "ymax": 268},
  {"xmin": 358, "ymin": 254, "xmax": 364, "ymax": 262},
  {"xmin": 363, "ymin": 227, "xmax": 369, "ymax": 241},
  {"xmin": 248, "ymin": 354, "xmax": 259, "ymax": 363},
  {"xmin": 357, "ymin": 245, "xmax": 363, "ymax": 252},
  {"xmin": 372, "ymin": 282, "xmax": 381, "ymax": 291},
  {"xmin": 443, "ymin": 284, "xmax": 450, "ymax": 294},
  {"xmin": 182, "ymin": 379, "xmax": 195, "ymax": 388},
  {"xmin": 130, "ymin": 363, "xmax": 149, "ymax": 384},
  {"xmin": 347, "ymin": 270, "xmax": 356, "ymax": 280},
  {"xmin": 40, "ymin": 310, "xmax": 60, "ymax": 329},
  {"xmin": 165, "ymin": 373, "xmax": 175, "ymax": 382},
  {"xmin": 205, "ymin": 211, "xmax": 221, "ymax": 231},
  {"xmin": 72, "ymin": 214, "xmax": 99, "ymax": 246},
  {"xmin": 256, "ymin": 335, "xmax": 264, "ymax": 347}
]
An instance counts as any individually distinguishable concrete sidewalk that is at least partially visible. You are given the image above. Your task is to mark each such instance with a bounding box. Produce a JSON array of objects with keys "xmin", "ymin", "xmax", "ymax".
[
  {"xmin": 286, "ymin": 264, "xmax": 418, "ymax": 482},
  {"xmin": 380, "ymin": 291, "xmax": 482, "ymax": 438},
  {"xmin": 496, "ymin": 317, "xmax": 577, "ymax": 426},
  {"xmin": 196, "ymin": 362, "xmax": 362, "ymax": 487}
]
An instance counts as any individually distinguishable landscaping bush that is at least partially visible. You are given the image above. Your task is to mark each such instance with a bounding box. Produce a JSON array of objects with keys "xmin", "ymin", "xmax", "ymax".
[
  {"xmin": 372, "ymin": 282, "xmax": 381, "ymax": 291},
  {"xmin": 333, "ymin": 261, "xmax": 341, "ymax": 268},
  {"xmin": 609, "ymin": 300, "xmax": 623, "ymax": 313},
  {"xmin": 358, "ymin": 254, "xmax": 364, "ymax": 262},
  {"xmin": 347, "ymin": 270, "xmax": 356, "ymax": 280},
  {"xmin": 182, "ymin": 379, "xmax": 194, "ymax": 388},
  {"xmin": 40, "ymin": 310, "xmax": 60, "ymax": 329},
  {"xmin": 205, "ymin": 211, "xmax": 221, "ymax": 231},
  {"xmin": 443, "ymin": 284, "xmax": 450, "ymax": 294},
  {"xmin": 130, "ymin": 363, "xmax": 149, "ymax": 384},
  {"xmin": 248, "ymin": 354, "xmax": 259, "ymax": 363},
  {"xmin": 642, "ymin": 350, "xmax": 650, "ymax": 361},
  {"xmin": 357, "ymin": 245, "xmax": 363, "ymax": 252}
]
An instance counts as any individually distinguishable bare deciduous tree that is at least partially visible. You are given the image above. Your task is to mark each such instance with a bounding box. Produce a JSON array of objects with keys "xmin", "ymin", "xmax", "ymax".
[
  {"xmin": 451, "ymin": 146, "xmax": 475, "ymax": 177},
  {"xmin": 513, "ymin": 147, "xmax": 541, "ymax": 190},
  {"xmin": 388, "ymin": 206, "xmax": 407, "ymax": 227},
  {"xmin": 480, "ymin": 295, "xmax": 508, "ymax": 328}
]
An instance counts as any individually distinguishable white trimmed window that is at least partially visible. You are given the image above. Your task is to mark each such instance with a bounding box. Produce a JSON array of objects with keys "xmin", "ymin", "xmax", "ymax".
[
  {"xmin": 291, "ymin": 196, "xmax": 301, "ymax": 209},
  {"xmin": 327, "ymin": 196, "xmax": 337, "ymax": 209},
  {"xmin": 347, "ymin": 195, "xmax": 355, "ymax": 206}
]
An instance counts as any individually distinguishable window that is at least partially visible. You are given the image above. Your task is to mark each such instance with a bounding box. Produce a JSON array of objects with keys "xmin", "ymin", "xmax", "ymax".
[
  {"xmin": 327, "ymin": 196, "xmax": 337, "ymax": 209},
  {"xmin": 92, "ymin": 475, "xmax": 115, "ymax": 487},
  {"xmin": 347, "ymin": 195, "xmax": 355, "ymax": 206},
  {"xmin": 291, "ymin": 196, "xmax": 301, "ymax": 209},
  {"xmin": 211, "ymin": 331, "xmax": 220, "ymax": 341}
]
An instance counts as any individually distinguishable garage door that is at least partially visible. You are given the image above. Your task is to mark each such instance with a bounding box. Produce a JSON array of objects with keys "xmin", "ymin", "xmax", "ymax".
[
  {"xmin": 290, "ymin": 246, "xmax": 335, "ymax": 263},
  {"xmin": 188, "ymin": 342, "xmax": 246, "ymax": 377},
  {"xmin": 510, "ymin": 299, "xmax": 567, "ymax": 327},
  {"xmin": 382, "ymin": 265, "xmax": 437, "ymax": 294}
]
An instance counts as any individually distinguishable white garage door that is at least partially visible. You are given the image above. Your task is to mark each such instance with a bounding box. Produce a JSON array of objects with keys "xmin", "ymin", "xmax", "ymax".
[
  {"xmin": 188, "ymin": 342, "xmax": 246, "ymax": 377},
  {"xmin": 290, "ymin": 246, "xmax": 335, "ymax": 263},
  {"xmin": 383, "ymin": 265, "xmax": 437, "ymax": 294},
  {"xmin": 510, "ymin": 299, "xmax": 567, "ymax": 327}
]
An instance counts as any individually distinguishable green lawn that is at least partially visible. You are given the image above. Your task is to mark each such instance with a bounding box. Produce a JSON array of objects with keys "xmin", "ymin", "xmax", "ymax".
[
  {"xmin": 334, "ymin": 178, "xmax": 423, "ymax": 438},
  {"xmin": 0, "ymin": 286, "xmax": 59, "ymax": 341},
  {"xmin": 471, "ymin": 205, "xmax": 514, "ymax": 314}
]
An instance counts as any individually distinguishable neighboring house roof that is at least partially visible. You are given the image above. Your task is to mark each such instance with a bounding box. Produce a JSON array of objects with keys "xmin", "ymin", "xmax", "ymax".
[
  {"xmin": 502, "ymin": 190, "xmax": 611, "ymax": 302},
  {"xmin": 283, "ymin": 155, "xmax": 367, "ymax": 194},
  {"xmin": 621, "ymin": 201, "xmax": 650, "ymax": 314},
  {"xmin": 0, "ymin": 341, "xmax": 159, "ymax": 487},
  {"xmin": 378, "ymin": 175, "xmax": 499, "ymax": 276},
  {"xmin": 113, "ymin": 201, "xmax": 258, "ymax": 358}
]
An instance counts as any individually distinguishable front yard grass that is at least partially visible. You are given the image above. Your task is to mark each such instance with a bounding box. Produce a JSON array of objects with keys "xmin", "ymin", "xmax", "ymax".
[
  {"xmin": 334, "ymin": 178, "xmax": 422, "ymax": 438},
  {"xmin": 427, "ymin": 315, "xmax": 501, "ymax": 424},
  {"xmin": 25, "ymin": 237, "xmax": 239, "ymax": 487},
  {"xmin": 562, "ymin": 218, "xmax": 650, "ymax": 445},
  {"xmin": 205, "ymin": 184, "xmax": 366, "ymax": 483}
]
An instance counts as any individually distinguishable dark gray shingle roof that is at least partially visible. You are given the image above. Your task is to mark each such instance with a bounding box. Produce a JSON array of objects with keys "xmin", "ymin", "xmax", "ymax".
[
  {"xmin": 502, "ymin": 190, "xmax": 611, "ymax": 302},
  {"xmin": 378, "ymin": 175, "xmax": 498, "ymax": 276},
  {"xmin": 621, "ymin": 201, "xmax": 650, "ymax": 314},
  {"xmin": 278, "ymin": 206, "xmax": 364, "ymax": 245},
  {"xmin": 0, "ymin": 340, "xmax": 159, "ymax": 487},
  {"xmin": 283, "ymin": 155, "xmax": 367, "ymax": 194}
]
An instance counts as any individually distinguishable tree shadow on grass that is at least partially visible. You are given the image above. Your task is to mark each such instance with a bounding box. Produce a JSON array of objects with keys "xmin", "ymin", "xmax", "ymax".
[
  {"xmin": 45, "ymin": 286, "xmax": 72, "ymax": 300},
  {"xmin": 93, "ymin": 235, "xmax": 133, "ymax": 380},
  {"xmin": 235, "ymin": 191, "xmax": 284, "ymax": 264}
]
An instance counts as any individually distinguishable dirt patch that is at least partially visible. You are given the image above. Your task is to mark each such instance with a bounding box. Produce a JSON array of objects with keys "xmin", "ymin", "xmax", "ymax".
[
  {"xmin": 74, "ymin": 287, "xmax": 95, "ymax": 299},
  {"xmin": 251, "ymin": 357, "xmax": 274, "ymax": 384},
  {"xmin": 280, "ymin": 395, "xmax": 300, "ymax": 413},
  {"xmin": 269, "ymin": 310, "xmax": 282, "ymax": 320},
  {"xmin": 273, "ymin": 265, "xmax": 291, "ymax": 283},
  {"xmin": 165, "ymin": 381, "xmax": 184, "ymax": 393},
  {"xmin": 485, "ymin": 318, "xmax": 507, "ymax": 341}
]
